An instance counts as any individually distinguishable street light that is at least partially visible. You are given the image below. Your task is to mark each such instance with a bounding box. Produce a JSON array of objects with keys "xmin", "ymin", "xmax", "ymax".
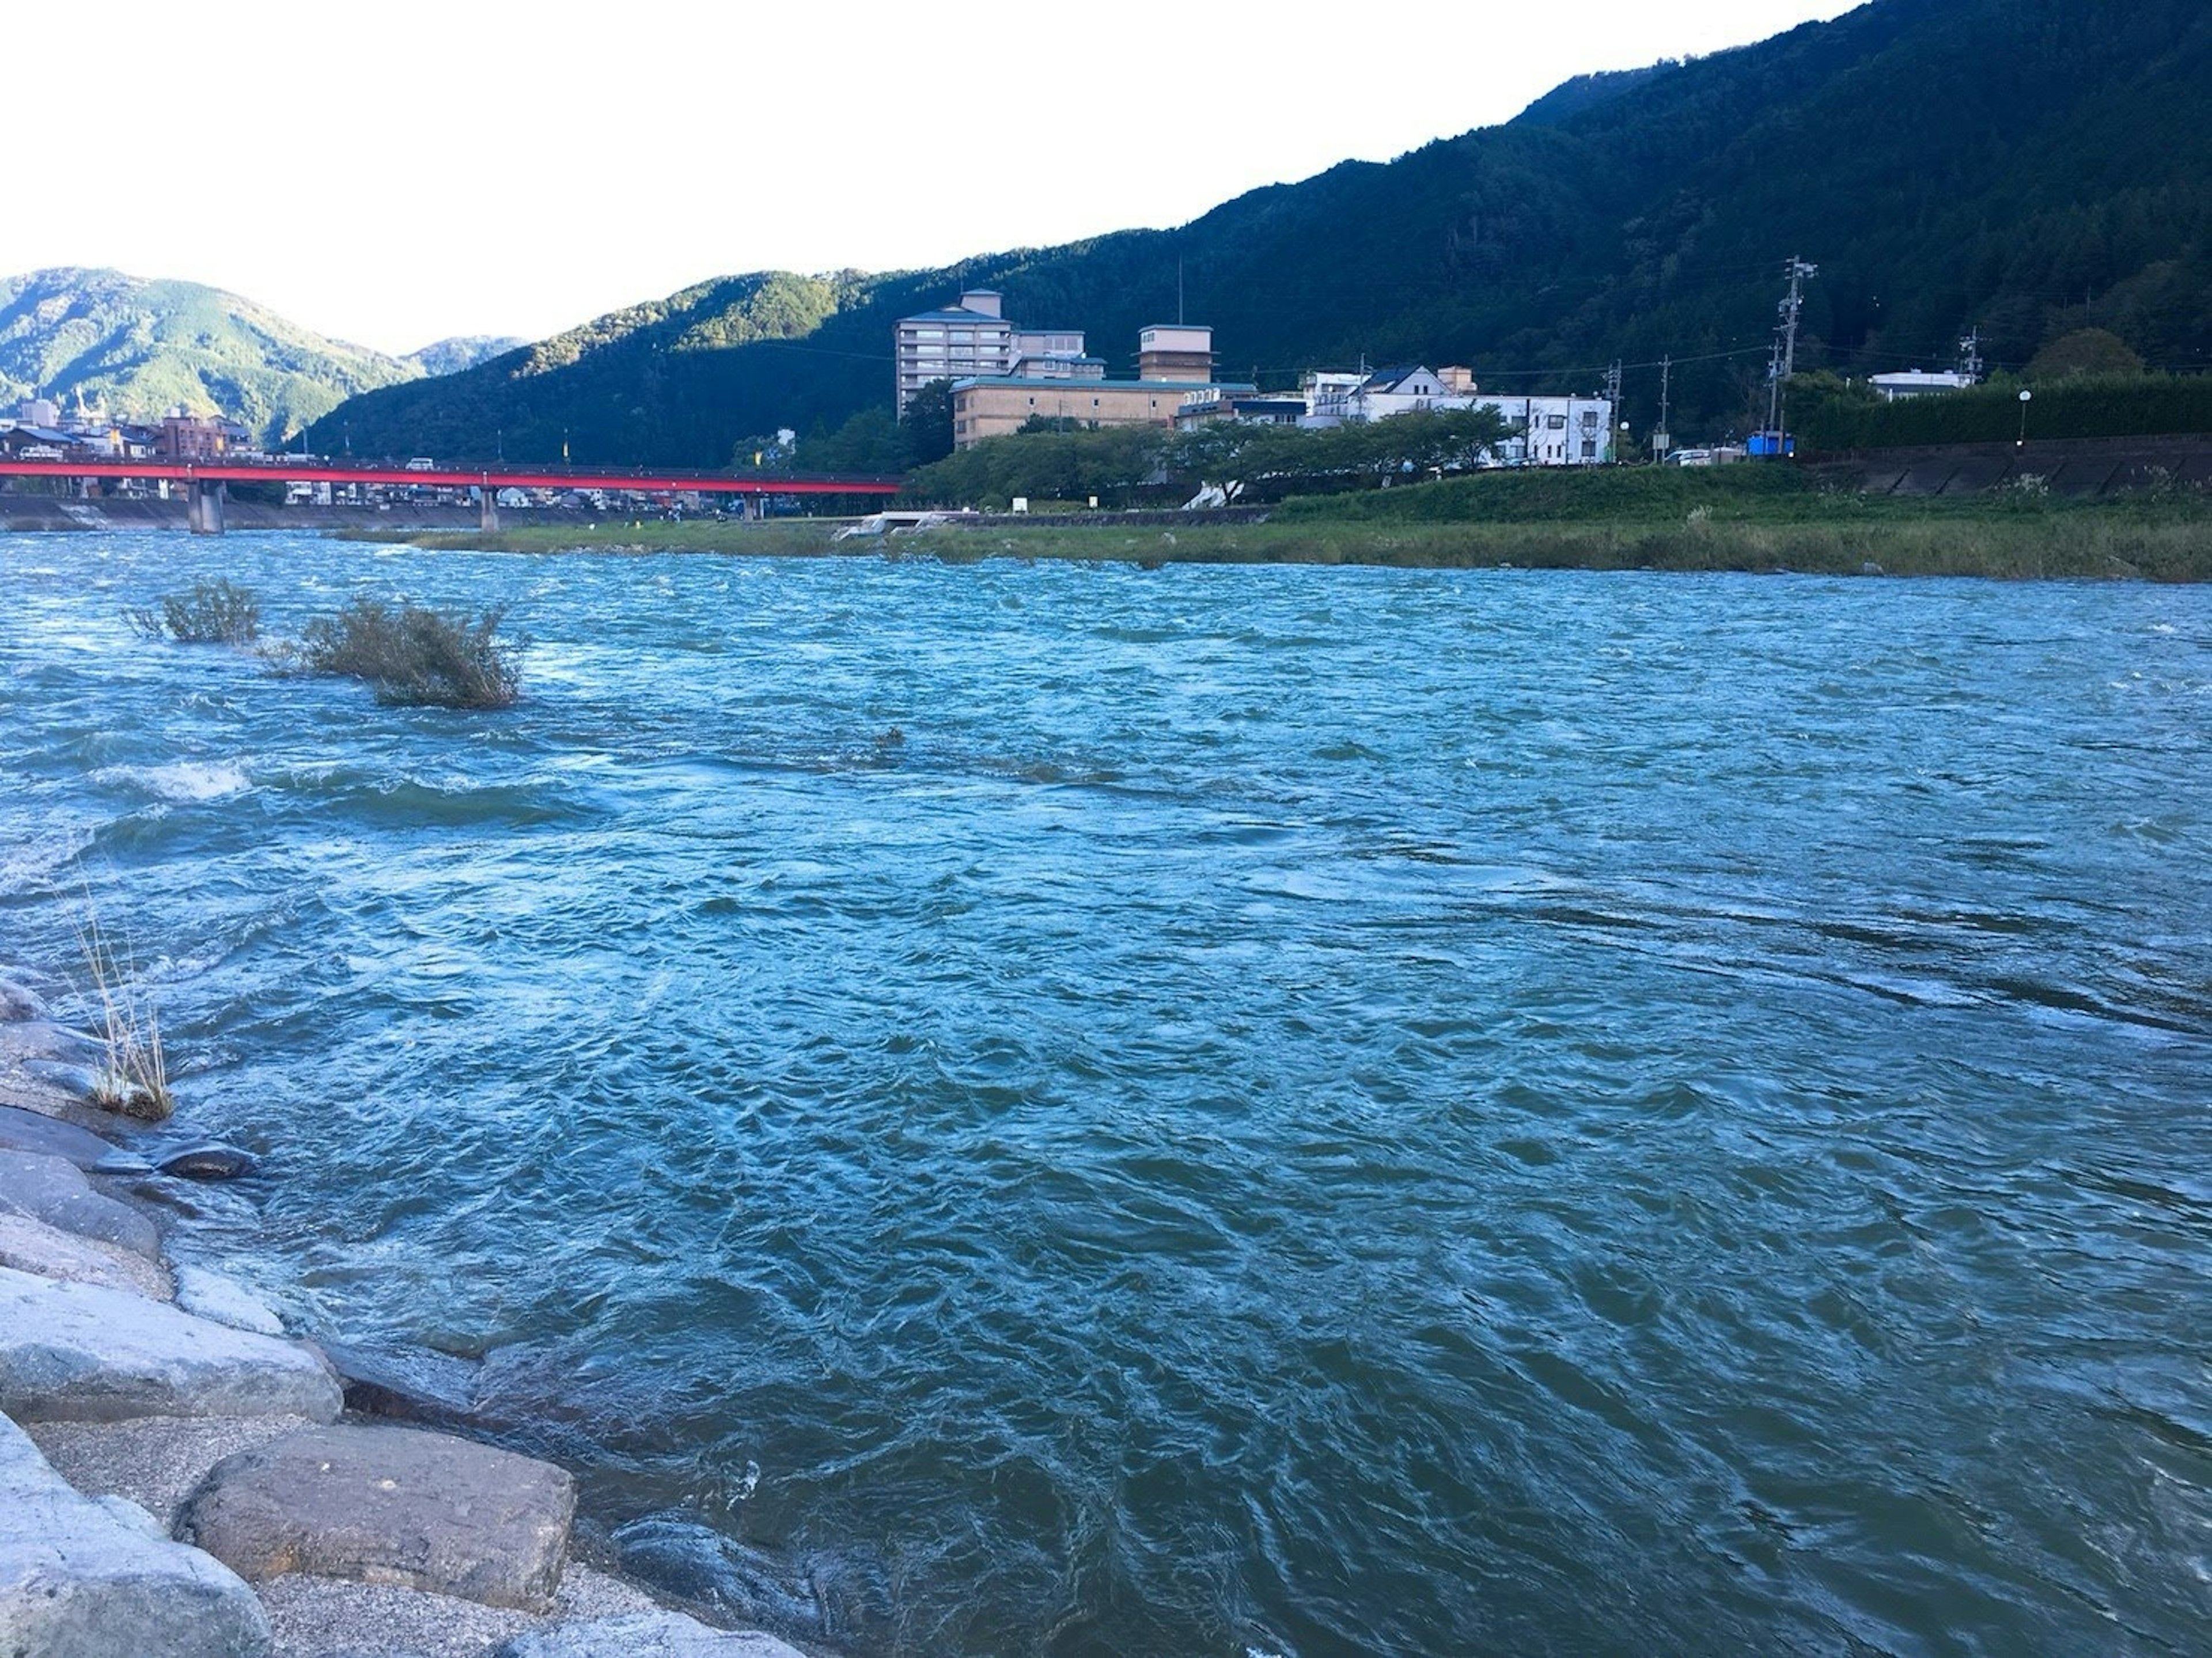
[{"xmin": 2017, "ymin": 388, "xmax": 2032, "ymax": 449}]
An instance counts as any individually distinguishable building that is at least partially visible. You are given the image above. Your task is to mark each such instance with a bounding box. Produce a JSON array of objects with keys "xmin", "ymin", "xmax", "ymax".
[
  {"xmin": 1137, "ymin": 325, "xmax": 1216, "ymax": 382},
  {"xmin": 894, "ymin": 290, "xmax": 1094, "ymax": 414},
  {"xmin": 1869, "ymin": 369, "xmax": 1977, "ymax": 403},
  {"xmin": 1298, "ymin": 365, "xmax": 1613, "ymax": 465},
  {"xmin": 1173, "ymin": 393, "xmax": 1306, "ymax": 431},
  {"xmin": 1301, "ymin": 366, "xmax": 1489, "ymax": 423},
  {"xmin": 154, "ymin": 412, "xmax": 254, "ymax": 460},
  {"xmin": 1472, "ymin": 392, "xmax": 1615, "ymax": 466},
  {"xmin": 952, "ymin": 377, "xmax": 1256, "ymax": 447},
  {"xmin": 949, "ymin": 321, "xmax": 1253, "ymax": 448}
]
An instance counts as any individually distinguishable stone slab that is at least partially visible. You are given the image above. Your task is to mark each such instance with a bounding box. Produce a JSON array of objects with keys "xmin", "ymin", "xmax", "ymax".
[
  {"xmin": 0, "ymin": 1147, "xmax": 163, "ymax": 1257},
  {"xmin": 496, "ymin": 1612, "xmax": 812, "ymax": 1657},
  {"xmin": 0, "ymin": 1211, "xmax": 173, "ymax": 1299},
  {"xmin": 179, "ymin": 1422, "xmax": 577, "ymax": 1613},
  {"xmin": 0, "ymin": 1266, "xmax": 343, "ymax": 1423},
  {"xmin": 0, "ymin": 1103, "xmax": 119, "ymax": 1168},
  {"xmin": 174, "ymin": 1264, "xmax": 286, "ymax": 1335},
  {"xmin": 0, "ymin": 1409, "xmax": 271, "ymax": 1657}
]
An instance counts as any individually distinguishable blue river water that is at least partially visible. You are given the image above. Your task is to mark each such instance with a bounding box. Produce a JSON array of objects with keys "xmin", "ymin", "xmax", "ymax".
[{"xmin": 2, "ymin": 531, "xmax": 2208, "ymax": 1656}]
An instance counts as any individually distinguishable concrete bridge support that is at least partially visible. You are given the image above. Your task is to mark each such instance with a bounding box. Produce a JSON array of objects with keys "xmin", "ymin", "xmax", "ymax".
[
  {"xmin": 187, "ymin": 479, "xmax": 226, "ymax": 536},
  {"xmin": 479, "ymin": 484, "xmax": 499, "ymax": 534}
]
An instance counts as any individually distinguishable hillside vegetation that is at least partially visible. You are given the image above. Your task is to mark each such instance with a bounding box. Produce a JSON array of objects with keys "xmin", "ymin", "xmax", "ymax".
[
  {"xmin": 309, "ymin": 0, "xmax": 2212, "ymax": 468},
  {"xmin": 0, "ymin": 269, "xmax": 520, "ymax": 446}
]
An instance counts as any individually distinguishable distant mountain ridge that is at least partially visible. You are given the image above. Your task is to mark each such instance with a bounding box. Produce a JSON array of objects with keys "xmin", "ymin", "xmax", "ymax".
[
  {"xmin": 309, "ymin": 0, "xmax": 2212, "ymax": 463},
  {"xmin": 403, "ymin": 335, "xmax": 527, "ymax": 378},
  {"xmin": 0, "ymin": 269, "xmax": 522, "ymax": 445}
]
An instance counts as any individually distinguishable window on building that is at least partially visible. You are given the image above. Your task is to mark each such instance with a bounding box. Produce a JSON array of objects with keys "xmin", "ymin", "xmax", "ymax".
[{"xmin": 1547, "ymin": 414, "xmax": 1567, "ymax": 430}]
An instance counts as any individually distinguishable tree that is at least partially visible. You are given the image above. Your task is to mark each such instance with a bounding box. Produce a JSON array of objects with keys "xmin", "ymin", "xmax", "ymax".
[
  {"xmin": 2026, "ymin": 327, "xmax": 2145, "ymax": 382},
  {"xmin": 899, "ymin": 378, "xmax": 956, "ymax": 466}
]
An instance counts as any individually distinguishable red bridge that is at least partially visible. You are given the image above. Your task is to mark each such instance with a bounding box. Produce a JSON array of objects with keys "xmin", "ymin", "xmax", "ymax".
[{"xmin": 0, "ymin": 457, "xmax": 903, "ymax": 534}]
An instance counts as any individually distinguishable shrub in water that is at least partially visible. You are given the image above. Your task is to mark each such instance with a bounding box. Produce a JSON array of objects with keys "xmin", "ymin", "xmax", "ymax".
[
  {"xmin": 290, "ymin": 596, "xmax": 522, "ymax": 709},
  {"xmin": 125, "ymin": 579, "xmax": 260, "ymax": 644}
]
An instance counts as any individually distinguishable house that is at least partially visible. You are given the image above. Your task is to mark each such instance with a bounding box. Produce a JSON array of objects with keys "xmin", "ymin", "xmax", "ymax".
[
  {"xmin": 1472, "ymin": 393, "xmax": 1615, "ymax": 466},
  {"xmin": 1297, "ymin": 365, "xmax": 1613, "ymax": 465}
]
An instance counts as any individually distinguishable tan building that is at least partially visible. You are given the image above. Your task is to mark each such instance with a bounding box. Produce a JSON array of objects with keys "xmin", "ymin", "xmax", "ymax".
[
  {"xmin": 1137, "ymin": 324, "xmax": 1215, "ymax": 382},
  {"xmin": 952, "ymin": 375, "xmax": 1255, "ymax": 448}
]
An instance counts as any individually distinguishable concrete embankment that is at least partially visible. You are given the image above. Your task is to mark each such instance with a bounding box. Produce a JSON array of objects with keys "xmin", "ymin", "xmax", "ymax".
[
  {"xmin": 0, "ymin": 966, "xmax": 810, "ymax": 1658},
  {"xmin": 1801, "ymin": 432, "xmax": 2212, "ymax": 496}
]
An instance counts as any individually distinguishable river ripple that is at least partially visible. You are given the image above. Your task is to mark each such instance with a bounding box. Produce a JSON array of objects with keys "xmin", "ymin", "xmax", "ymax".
[{"xmin": 2, "ymin": 532, "xmax": 2207, "ymax": 1656}]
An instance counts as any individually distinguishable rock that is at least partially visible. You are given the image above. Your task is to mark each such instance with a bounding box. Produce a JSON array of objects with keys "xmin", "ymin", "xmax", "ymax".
[
  {"xmin": 0, "ymin": 1266, "xmax": 343, "ymax": 1422},
  {"xmin": 158, "ymin": 1144, "xmax": 259, "ymax": 1181},
  {"xmin": 0, "ymin": 1148, "xmax": 163, "ymax": 1257},
  {"xmin": 0, "ymin": 1103, "xmax": 120, "ymax": 1170},
  {"xmin": 323, "ymin": 1338, "xmax": 482, "ymax": 1430},
  {"xmin": 22, "ymin": 1057, "xmax": 101, "ymax": 1099},
  {"xmin": 173, "ymin": 1265, "xmax": 285, "ymax": 1335},
  {"xmin": 611, "ymin": 1516, "xmax": 827, "ymax": 1638},
  {"xmin": 0, "ymin": 1411, "xmax": 272, "ymax": 1657},
  {"xmin": 177, "ymin": 1423, "xmax": 577, "ymax": 1613},
  {"xmin": 0, "ymin": 979, "xmax": 43, "ymax": 1022},
  {"xmin": 495, "ymin": 1612, "xmax": 813, "ymax": 1657},
  {"xmin": 0, "ymin": 1212, "xmax": 173, "ymax": 1299},
  {"xmin": 26, "ymin": 1414, "xmax": 317, "ymax": 1533}
]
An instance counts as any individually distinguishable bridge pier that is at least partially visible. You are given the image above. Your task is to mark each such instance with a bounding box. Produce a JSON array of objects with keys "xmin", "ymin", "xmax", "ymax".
[
  {"xmin": 187, "ymin": 479, "xmax": 226, "ymax": 536},
  {"xmin": 479, "ymin": 481, "xmax": 499, "ymax": 534}
]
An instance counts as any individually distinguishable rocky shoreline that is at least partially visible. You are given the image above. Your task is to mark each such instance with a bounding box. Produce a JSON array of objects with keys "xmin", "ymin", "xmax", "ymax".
[{"xmin": 0, "ymin": 965, "xmax": 810, "ymax": 1658}]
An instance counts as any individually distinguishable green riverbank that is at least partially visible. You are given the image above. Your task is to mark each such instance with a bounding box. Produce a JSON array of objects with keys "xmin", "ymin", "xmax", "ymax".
[{"xmin": 353, "ymin": 468, "xmax": 2212, "ymax": 581}]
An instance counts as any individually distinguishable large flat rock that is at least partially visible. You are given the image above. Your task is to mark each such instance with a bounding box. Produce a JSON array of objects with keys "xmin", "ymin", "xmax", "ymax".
[
  {"xmin": 0, "ymin": 1147, "xmax": 163, "ymax": 1257},
  {"xmin": 0, "ymin": 1266, "xmax": 343, "ymax": 1423},
  {"xmin": 0, "ymin": 1410, "xmax": 271, "ymax": 1657},
  {"xmin": 495, "ymin": 1613, "xmax": 811, "ymax": 1656},
  {"xmin": 178, "ymin": 1422, "xmax": 577, "ymax": 1613},
  {"xmin": 174, "ymin": 1264, "xmax": 286, "ymax": 1335},
  {"xmin": 0, "ymin": 1103, "xmax": 119, "ymax": 1168},
  {"xmin": 0, "ymin": 1210, "xmax": 173, "ymax": 1299}
]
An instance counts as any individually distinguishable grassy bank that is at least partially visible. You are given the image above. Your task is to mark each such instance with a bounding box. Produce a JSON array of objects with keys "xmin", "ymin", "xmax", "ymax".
[{"xmin": 350, "ymin": 472, "xmax": 2212, "ymax": 581}]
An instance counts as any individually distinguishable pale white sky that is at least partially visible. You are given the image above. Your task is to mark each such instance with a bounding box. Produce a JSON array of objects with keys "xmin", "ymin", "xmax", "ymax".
[{"xmin": 5, "ymin": 0, "xmax": 1859, "ymax": 355}]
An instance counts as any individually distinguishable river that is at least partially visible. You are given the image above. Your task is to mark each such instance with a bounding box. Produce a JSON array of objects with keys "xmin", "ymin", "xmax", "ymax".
[{"xmin": 2, "ymin": 530, "xmax": 2207, "ymax": 1655}]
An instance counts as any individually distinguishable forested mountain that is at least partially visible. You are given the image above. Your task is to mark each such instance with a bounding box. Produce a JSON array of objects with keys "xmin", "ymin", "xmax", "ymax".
[
  {"xmin": 309, "ymin": 0, "xmax": 2212, "ymax": 465},
  {"xmin": 0, "ymin": 269, "xmax": 426, "ymax": 445}
]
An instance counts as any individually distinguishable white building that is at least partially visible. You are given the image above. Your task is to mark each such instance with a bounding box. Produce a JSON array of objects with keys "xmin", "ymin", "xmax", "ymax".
[
  {"xmin": 895, "ymin": 291, "xmax": 1095, "ymax": 413},
  {"xmin": 1868, "ymin": 369, "xmax": 1978, "ymax": 403},
  {"xmin": 1298, "ymin": 365, "xmax": 1613, "ymax": 465},
  {"xmin": 1475, "ymin": 392, "xmax": 1615, "ymax": 466}
]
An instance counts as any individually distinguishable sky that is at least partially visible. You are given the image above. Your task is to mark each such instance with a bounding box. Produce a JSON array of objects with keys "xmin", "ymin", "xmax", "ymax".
[{"xmin": 6, "ymin": 0, "xmax": 1862, "ymax": 356}]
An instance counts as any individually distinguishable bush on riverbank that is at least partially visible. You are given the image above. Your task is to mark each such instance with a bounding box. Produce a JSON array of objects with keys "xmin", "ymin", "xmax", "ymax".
[
  {"xmin": 124, "ymin": 579, "xmax": 260, "ymax": 645},
  {"xmin": 285, "ymin": 597, "xmax": 522, "ymax": 709}
]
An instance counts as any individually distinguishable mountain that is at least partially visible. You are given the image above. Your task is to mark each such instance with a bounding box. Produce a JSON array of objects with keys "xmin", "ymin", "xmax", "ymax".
[
  {"xmin": 0, "ymin": 268, "xmax": 432, "ymax": 446},
  {"xmin": 404, "ymin": 336, "xmax": 528, "ymax": 378},
  {"xmin": 309, "ymin": 0, "xmax": 2212, "ymax": 463}
]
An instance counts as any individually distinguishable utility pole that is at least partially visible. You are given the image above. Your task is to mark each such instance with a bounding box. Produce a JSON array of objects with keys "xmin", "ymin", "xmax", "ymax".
[
  {"xmin": 1601, "ymin": 359, "xmax": 1623, "ymax": 462},
  {"xmin": 1769, "ymin": 255, "xmax": 1817, "ymax": 453},
  {"xmin": 1654, "ymin": 354, "xmax": 1672, "ymax": 463},
  {"xmin": 1958, "ymin": 327, "xmax": 1984, "ymax": 384}
]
